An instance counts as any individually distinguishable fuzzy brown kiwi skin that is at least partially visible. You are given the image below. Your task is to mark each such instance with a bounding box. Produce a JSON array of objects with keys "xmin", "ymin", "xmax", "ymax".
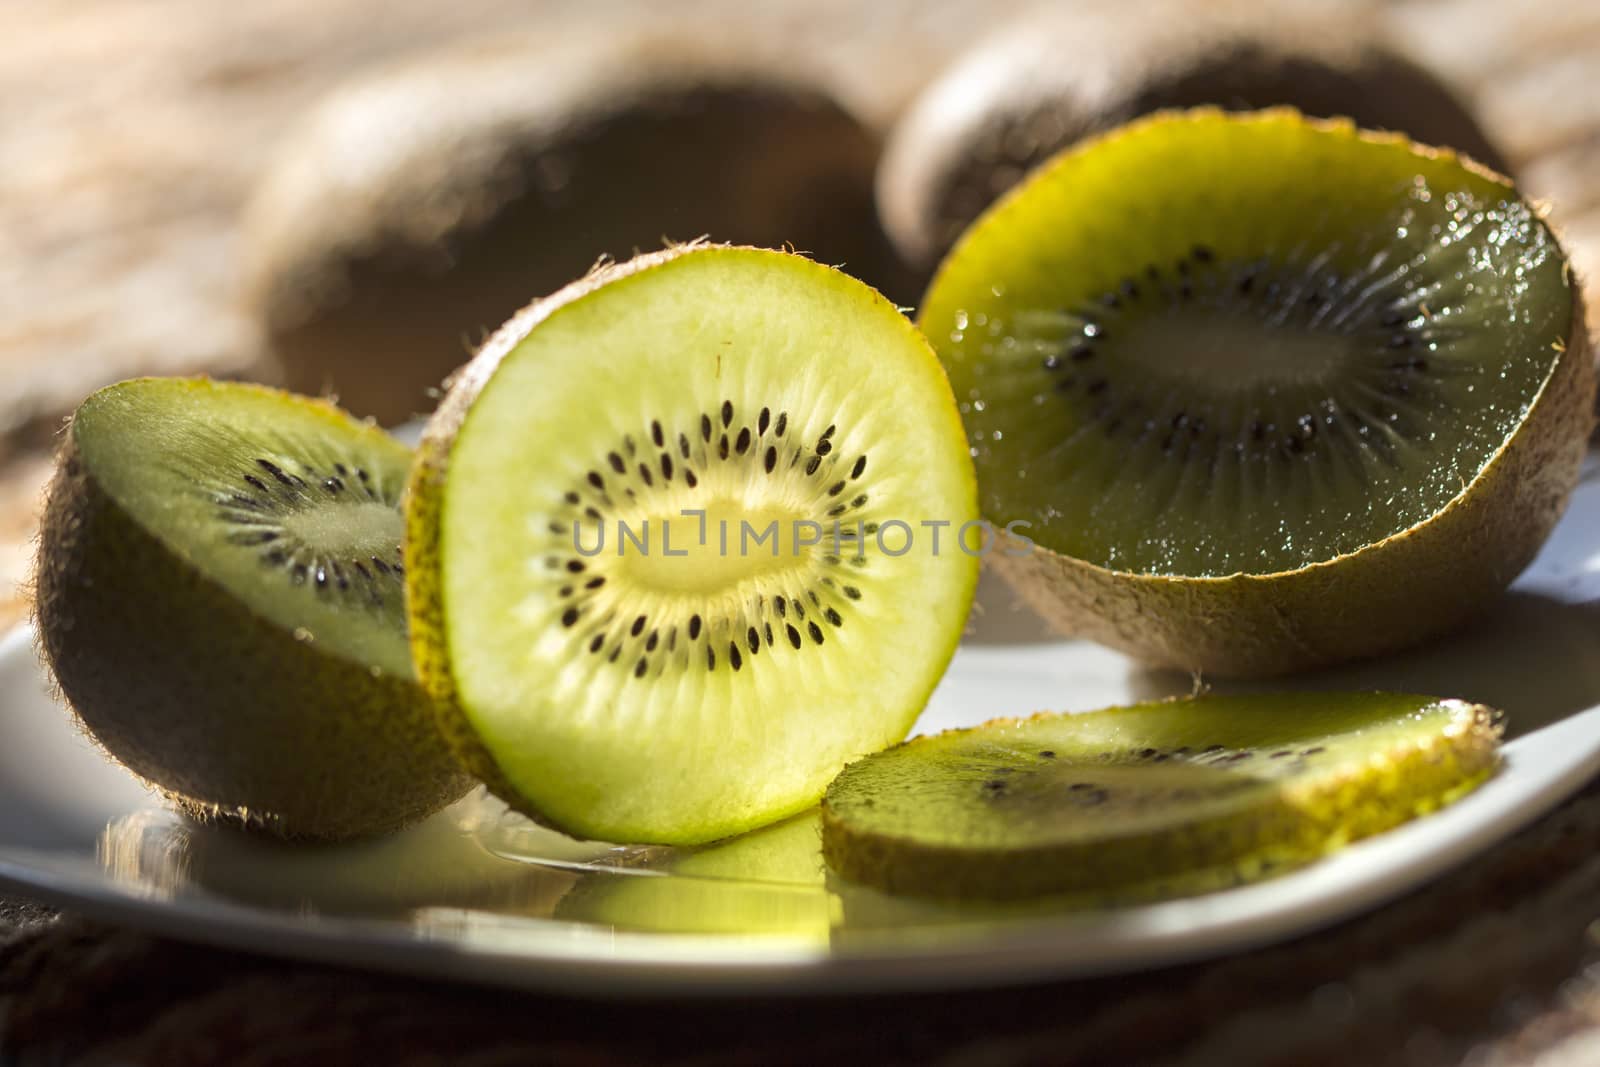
[
  {"xmin": 989, "ymin": 282, "xmax": 1594, "ymax": 679},
  {"xmin": 880, "ymin": 8, "xmax": 1510, "ymax": 270},
  {"xmin": 243, "ymin": 32, "xmax": 914, "ymax": 426},
  {"xmin": 403, "ymin": 246, "xmax": 708, "ymax": 831},
  {"xmin": 820, "ymin": 704, "xmax": 1503, "ymax": 902},
  {"xmin": 34, "ymin": 421, "xmax": 473, "ymax": 842}
]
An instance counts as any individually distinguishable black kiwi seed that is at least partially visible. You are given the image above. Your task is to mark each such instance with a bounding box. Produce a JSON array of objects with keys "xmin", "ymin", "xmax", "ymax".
[
  {"xmin": 729, "ymin": 644, "xmax": 743, "ymax": 671},
  {"xmin": 651, "ymin": 420, "xmax": 665, "ymax": 448},
  {"xmin": 775, "ymin": 412, "xmax": 789, "ymax": 437},
  {"xmin": 808, "ymin": 621, "xmax": 825, "ymax": 645},
  {"xmin": 787, "ymin": 624, "xmax": 803, "ymax": 649}
]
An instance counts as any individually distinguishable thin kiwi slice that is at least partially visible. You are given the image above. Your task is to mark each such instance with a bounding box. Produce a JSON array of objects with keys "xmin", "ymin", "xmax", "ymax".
[
  {"xmin": 34, "ymin": 378, "xmax": 471, "ymax": 840},
  {"xmin": 822, "ymin": 692, "xmax": 1501, "ymax": 901},
  {"xmin": 242, "ymin": 30, "xmax": 912, "ymax": 424},
  {"xmin": 919, "ymin": 109, "xmax": 1593, "ymax": 677},
  {"xmin": 407, "ymin": 244, "xmax": 979, "ymax": 845},
  {"xmin": 880, "ymin": 6, "xmax": 1509, "ymax": 269}
]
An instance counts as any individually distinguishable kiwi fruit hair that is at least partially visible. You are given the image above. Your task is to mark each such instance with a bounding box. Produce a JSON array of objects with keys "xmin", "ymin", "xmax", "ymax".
[
  {"xmin": 822, "ymin": 692, "xmax": 1502, "ymax": 902},
  {"xmin": 241, "ymin": 29, "xmax": 913, "ymax": 425},
  {"xmin": 34, "ymin": 378, "xmax": 471, "ymax": 841},
  {"xmin": 918, "ymin": 109, "xmax": 1592, "ymax": 677},
  {"xmin": 406, "ymin": 243, "xmax": 979, "ymax": 846},
  {"xmin": 880, "ymin": 5, "xmax": 1510, "ymax": 270}
]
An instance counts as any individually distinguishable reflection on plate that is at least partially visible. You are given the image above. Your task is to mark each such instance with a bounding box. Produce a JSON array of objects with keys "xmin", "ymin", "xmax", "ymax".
[{"xmin": 0, "ymin": 457, "xmax": 1598, "ymax": 995}]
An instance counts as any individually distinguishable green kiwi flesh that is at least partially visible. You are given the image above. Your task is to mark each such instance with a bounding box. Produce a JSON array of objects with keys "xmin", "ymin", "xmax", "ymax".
[
  {"xmin": 407, "ymin": 245, "xmax": 979, "ymax": 846},
  {"xmin": 822, "ymin": 692, "xmax": 1501, "ymax": 902},
  {"xmin": 242, "ymin": 32, "xmax": 912, "ymax": 425},
  {"xmin": 881, "ymin": 8, "xmax": 1510, "ymax": 269},
  {"xmin": 919, "ymin": 109, "xmax": 1593, "ymax": 676},
  {"xmin": 34, "ymin": 378, "xmax": 471, "ymax": 840}
]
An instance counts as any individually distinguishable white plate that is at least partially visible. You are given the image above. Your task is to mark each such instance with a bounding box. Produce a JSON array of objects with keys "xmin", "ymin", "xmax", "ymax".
[{"xmin": 3, "ymin": 457, "xmax": 1600, "ymax": 997}]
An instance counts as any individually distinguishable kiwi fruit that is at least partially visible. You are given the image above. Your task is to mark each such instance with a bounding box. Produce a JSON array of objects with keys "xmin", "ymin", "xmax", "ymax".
[
  {"xmin": 34, "ymin": 378, "xmax": 471, "ymax": 840},
  {"xmin": 918, "ymin": 109, "xmax": 1593, "ymax": 677},
  {"xmin": 241, "ymin": 30, "xmax": 912, "ymax": 425},
  {"xmin": 880, "ymin": 6, "xmax": 1510, "ymax": 269},
  {"xmin": 822, "ymin": 692, "xmax": 1501, "ymax": 902},
  {"xmin": 406, "ymin": 244, "xmax": 979, "ymax": 846}
]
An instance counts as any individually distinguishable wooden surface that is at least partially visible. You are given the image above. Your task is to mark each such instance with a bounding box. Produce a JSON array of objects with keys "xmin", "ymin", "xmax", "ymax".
[{"xmin": 4, "ymin": 0, "xmax": 1600, "ymax": 1063}]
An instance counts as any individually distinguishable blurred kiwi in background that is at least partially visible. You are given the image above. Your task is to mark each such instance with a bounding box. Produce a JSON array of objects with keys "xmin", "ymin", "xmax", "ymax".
[
  {"xmin": 878, "ymin": 2, "xmax": 1509, "ymax": 271},
  {"xmin": 240, "ymin": 30, "xmax": 914, "ymax": 424}
]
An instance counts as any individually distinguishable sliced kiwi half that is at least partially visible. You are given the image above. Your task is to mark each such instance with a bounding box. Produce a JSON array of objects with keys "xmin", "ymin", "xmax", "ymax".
[
  {"xmin": 822, "ymin": 692, "xmax": 1501, "ymax": 901},
  {"xmin": 34, "ymin": 378, "xmax": 471, "ymax": 840},
  {"xmin": 242, "ymin": 30, "xmax": 912, "ymax": 425},
  {"xmin": 880, "ymin": 7, "xmax": 1509, "ymax": 269},
  {"xmin": 919, "ymin": 109, "xmax": 1593, "ymax": 677},
  {"xmin": 407, "ymin": 244, "xmax": 979, "ymax": 846}
]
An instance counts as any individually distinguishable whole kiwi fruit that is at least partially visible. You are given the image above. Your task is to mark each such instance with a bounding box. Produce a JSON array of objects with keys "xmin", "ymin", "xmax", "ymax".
[
  {"xmin": 880, "ymin": 4, "xmax": 1510, "ymax": 270},
  {"xmin": 241, "ymin": 30, "xmax": 911, "ymax": 425}
]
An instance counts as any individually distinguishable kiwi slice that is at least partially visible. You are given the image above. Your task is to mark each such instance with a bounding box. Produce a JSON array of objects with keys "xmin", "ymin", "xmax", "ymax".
[
  {"xmin": 881, "ymin": 7, "xmax": 1509, "ymax": 269},
  {"xmin": 919, "ymin": 109, "xmax": 1593, "ymax": 677},
  {"xmin": 407, "ymin": 244, "xmax": 979, "ymax": 846},
  {"xmin": 34, "ymin": 378, "xmax": 471, "ymax": 840},
  {"xmin": 822, "ymin": 692, "xmax": 1501, "ymax": 901},
  {"xmin": 241, "ymin": 31, "xmax": 912, "ymax": 425}
]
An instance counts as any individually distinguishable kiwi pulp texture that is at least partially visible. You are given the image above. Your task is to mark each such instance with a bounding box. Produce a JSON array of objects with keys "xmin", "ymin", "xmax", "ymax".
[
  {"xmin": 34, "ymin": 378, "xmax": 470, "ymax": 840},
  {"xmin": 407, "ymin": 245, "xmax": 979, "ymax": 846},
  {"xmin": 822, "ymin": 692, "xmax": 1501, "ymax": 902},
  {"xmin": 920, "ymin": 109, "xmax": 1592, "ymax": 676}
]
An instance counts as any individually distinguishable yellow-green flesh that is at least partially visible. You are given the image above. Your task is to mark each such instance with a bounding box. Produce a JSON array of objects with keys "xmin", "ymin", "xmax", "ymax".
[
  {"xmin": 70, "ymin": 379, "xmax": 414, "ymax": 675},
  {"xmin": 431, "ymin": 248, "xmax": 979, "ymax": 843},
  {"xmin": 823, "ymin": 692, "xmax": 1499, "ymax": 899},
  {"xmin": 919, "ymin": 110, "xmax": 1573, "ymax": 577}
]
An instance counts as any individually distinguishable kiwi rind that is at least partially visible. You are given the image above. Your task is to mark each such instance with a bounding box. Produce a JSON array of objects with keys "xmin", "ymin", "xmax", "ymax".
[
  {"xmin": 880, "ymin": 7, "xmax": 1510, "ymax": 269},
  {"xmin": 242, "ymin": 31, "xmax": 913, "ymax": 425},
  {"xmin": 34, "ymin": 380, "xmax": 472, "ymax": 841},
  {"xmin": 929, "ymin": 109, "xmax": 1594, "ymax": 677},
  {"xmin": 821, "ymin": 696, "xmax": 1503, "ymax": 902}
]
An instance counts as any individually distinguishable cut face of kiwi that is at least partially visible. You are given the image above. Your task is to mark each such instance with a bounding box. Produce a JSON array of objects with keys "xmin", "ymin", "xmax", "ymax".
[
  {"xmin": 880, "ymin": 7, "xmax": 1510, "ymax": 269},
  {"xmin": 407, "ymin": 245, "xmax": 979, "ymax": 846},
  {"xmin": 33, "ymin": 378, "xmax": 471, "ymax": 840},
  {"xmin": 822, "ymin": 692, "xmax": 1502, "ymax": 901},
  {"xmin": 242, "ymin": 31, "xmax": 913, "ymax": 425},
  {"xmin": 919, "ymin": 109, "xmax": 1593, "ymax": 676}
]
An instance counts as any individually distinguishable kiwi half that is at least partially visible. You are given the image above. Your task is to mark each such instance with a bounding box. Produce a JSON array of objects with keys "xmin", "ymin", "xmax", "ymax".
[
  {"xmin": 918, "ymin": 109, "xmax": 1593, "ymax": 677},
  {"xmin": 407, "ymin": 245, "xmax": 979, "ymax": 846},
  {"xmin": 34, "ymin": 378, "xmax": 471, "ymax": 840},
  {"xmin": 822, "ymin": 692, "xmax": 1501, "ymax": 901},
  {"xmin": 880, "ymin": 7, "xmax": 1510, "ymax": 269},
  {"xmin": 242, "ymin": 31, "xmax": 911, "ymax": 425}
]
